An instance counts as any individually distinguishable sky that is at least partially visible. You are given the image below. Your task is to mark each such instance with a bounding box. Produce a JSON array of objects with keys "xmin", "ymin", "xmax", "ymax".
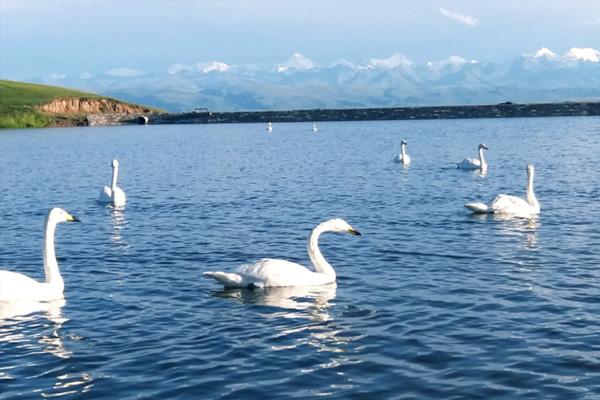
[{"xmin": 1, "ymin": 0, "xmax": 600, "ymax": 81}]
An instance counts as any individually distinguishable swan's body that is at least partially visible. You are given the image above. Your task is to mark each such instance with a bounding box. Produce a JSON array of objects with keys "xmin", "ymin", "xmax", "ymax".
[
  {"xmin": 312, "ymin": 122, "xmax": 319, "ymax": 132},
  {"xmin": 465, "ymin": 164, "xmax": 540, "ymax": 217},
  {"xmin": 98, "ymin": 159, "xmax": 126, "ymax": 207},
  {"xmin": 457, "ymin": 143, "xmax": 488, "ymax": 171},
  {"xmin": 393, "ymin": 140, "xmax": 411, "ymax": 165},
  {"xmin": 204, "ymin": 218, "xmax": 361, "ymax": 288},
  {"xmin": 0, "ymin": 208, "xmax": 80, "ymax": 302},
  {"xmin": 266, "ymin": 122, "xmax": 273, "ymax": 132}
]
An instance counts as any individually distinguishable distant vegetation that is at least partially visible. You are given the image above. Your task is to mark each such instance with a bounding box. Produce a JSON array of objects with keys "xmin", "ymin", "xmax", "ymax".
[{"xmin": 0, "ymin": 80, "xmax": 160, "ymax": 129}]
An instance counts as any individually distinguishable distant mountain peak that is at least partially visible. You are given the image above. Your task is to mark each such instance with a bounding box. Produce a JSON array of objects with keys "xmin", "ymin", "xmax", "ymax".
[
  {"xmin": 367, "ymin": 53, "xmax": 413, "ymax": 69},
  {"xmin": 198, "ymin": 61, "xmax": 230, "ymax": 73},
  {"xmin": 565, "ymin": 47, "xmax": 600, "ymax": 62},
  {"xmin": 533, "ymin": 47, "xmax": 558, "ymax": 59},
  {"xmin": 277, "ymin": 53, "xmax": 316, "ymax": 72}
]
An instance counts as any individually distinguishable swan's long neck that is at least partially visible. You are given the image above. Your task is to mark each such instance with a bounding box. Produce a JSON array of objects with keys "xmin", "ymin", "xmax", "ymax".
[
  {"xmin": 400, "ymin": 143, "xmax": 407, "ymax": 159},
  {"xmin": 307, "ymin": 224, "xmax": 336, "ymax": 279},
  {"xmin": 478, "ymin": 147, "xmax": 487, "ymax": 170},
  {"xmin": 526, "ymin": 169, "xmax": 539, "ymax": 209},
  {"xmin": 111, "ymin": 165, "xmax": 119, "ymax": 192},
  {"xmin": 43, "ymin": 216, "xmax": 63, "ymax": 286}
]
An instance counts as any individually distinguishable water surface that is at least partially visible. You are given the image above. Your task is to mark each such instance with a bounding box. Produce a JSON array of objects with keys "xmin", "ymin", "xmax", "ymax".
[{"xmin": 1, "ymin": 117, "xmax": 600, "ymax": 399}]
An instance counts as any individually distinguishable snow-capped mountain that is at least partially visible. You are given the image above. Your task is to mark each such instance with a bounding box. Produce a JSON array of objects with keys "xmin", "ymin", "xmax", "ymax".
[
  {"xmin": 276, "ymin": 53, "xmax": 316, "ymax": 73},
  {"xmin": 37, "ymin": 48, "xmax": 600, "ymax": 112}
]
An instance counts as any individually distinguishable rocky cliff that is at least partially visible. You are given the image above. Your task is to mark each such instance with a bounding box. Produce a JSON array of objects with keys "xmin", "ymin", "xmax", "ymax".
[{"xmin": 39, "ymin": 98, "xmax": 151, "ymax": 114}]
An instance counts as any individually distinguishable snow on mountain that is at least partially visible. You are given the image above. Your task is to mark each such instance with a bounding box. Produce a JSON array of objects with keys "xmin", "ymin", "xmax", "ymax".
[
  {"xmin": 167, "ymin": 61, "xmax": 230, "ymax": 74},
  {"xmin": 565, "ymin": 47, "xmax": 600, "ymax": 62},
  {"xmin": 533, "ymin": 47, "xmax": 558, "ymax": 59},
  {"xmin": 196, "ymin": 61, "xmax": 230, "ymax": 73},
  {"xmin": 367, "ymin": 53, "xmax": 412, "ymax": 69},
  {"xmin": 276, "ymin": 53, "xmax": 316, "ymax": 72},
  {"xmin": 425, "ymin": 55, "xmax": 478, "ymax": 70}
]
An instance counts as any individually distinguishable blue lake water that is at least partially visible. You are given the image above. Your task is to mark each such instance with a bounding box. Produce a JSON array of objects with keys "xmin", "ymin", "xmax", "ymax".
[{"xmin": 1, "ymin": 117, "xmax": 600, "ymax": 399}]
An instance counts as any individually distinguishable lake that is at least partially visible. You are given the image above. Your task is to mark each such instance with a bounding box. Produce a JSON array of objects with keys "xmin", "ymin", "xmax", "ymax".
[{"xmin": 1, "ymin": 117, "xmax": 600, "ymax": 399}]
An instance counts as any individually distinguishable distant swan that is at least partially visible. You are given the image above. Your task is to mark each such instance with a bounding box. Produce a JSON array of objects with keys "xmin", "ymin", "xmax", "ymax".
[
  {"xmin": 312, "ymin": 122, "xmax": 319, "ymax": 132},
  {"xmin": 203, "ymin": 218, "xmax": 361, "ymax": 287},
  {"xmin": 465, "ymin": 164, "xmax": 540, "ymax": 217},
  {"xmin": 98, "ymin": 159, "xmax": 126, "ymax": 207},
  {"xmin": 393, "ymin": 140, "xmax": 411, "ymax": 165},
  {"xmin": 457, "ymin": 143, "xmax": 488, "ymax": 171},
  {"xmin": 0, "ymin": 208, "xmax": 80, "ymax": 302},
  {"xmin": 266, "ymin": 122, "xmax": 273, "ymax": 132}
]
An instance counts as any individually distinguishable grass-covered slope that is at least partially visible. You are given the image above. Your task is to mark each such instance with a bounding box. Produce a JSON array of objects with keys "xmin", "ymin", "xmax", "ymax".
[{"xmin": 0, "ymin": 80, "xmax": 160, "ymax": 128}]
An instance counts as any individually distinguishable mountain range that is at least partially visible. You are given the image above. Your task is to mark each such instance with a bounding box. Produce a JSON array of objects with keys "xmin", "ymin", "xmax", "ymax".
[{"xmin": 42, "ymin": 47, "xmax": 600, "ymax": 112}]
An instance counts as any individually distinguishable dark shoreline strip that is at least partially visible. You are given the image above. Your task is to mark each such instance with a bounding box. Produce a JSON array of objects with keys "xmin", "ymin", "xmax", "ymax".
[{"xmin": 148, "ymin": 102, "xmax": 600, "ymax": 125}]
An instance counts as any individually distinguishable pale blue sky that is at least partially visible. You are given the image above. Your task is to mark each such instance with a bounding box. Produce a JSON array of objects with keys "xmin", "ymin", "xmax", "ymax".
[{"xmin": 1, "ymin": 0, "xmax": 600, "ymax": 80}]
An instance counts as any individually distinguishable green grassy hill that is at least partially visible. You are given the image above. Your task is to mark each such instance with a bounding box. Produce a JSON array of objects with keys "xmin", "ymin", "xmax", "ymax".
[{"xmin": 0, "ymin": 80, "xmax": 160, "ymax": 128}]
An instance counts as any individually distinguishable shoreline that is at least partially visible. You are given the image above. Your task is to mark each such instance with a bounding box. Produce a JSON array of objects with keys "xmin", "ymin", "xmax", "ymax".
[{"xmin": 148, "ymin": 101, "xmax": 600, "ymax": 126}]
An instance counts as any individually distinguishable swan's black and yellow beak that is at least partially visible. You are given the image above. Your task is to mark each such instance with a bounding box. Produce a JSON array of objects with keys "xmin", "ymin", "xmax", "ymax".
[
  {"xmin": 348, "ymin": 228, "xmax": 361, "ymax": 236},
  {"xmin": 66, "ymin": 213, "xmax": 81, "ymax": 223}
]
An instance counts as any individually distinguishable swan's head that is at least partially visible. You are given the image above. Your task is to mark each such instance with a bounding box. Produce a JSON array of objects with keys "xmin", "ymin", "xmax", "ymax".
[
  {"xmin": 479, "ymin": 143, "xmax": 489, "ymax": 150},
  {"xmin": 322, "ymin": 218, "xmax": 361, "ymax": 236},
  {"xmin": 111, "ymin": 159, "xmax": 119, "ymax": 168},
  {"xmin": 401, "ymin": 140, "xmax": 407, "ymax": 146},
  {"xmin": 48, "ymin": 208, "xmax": 81, "ymax": 224},
  {"xmin": 527, "ymin": 164, "xmax": 535, "ymax": 175}
]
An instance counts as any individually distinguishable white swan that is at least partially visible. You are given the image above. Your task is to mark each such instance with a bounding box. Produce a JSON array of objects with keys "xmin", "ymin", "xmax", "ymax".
[
  {"xmin": 203, "ymin": 218, "xmax": 361, "ymax": 288},
  {"xmin": 266, "ymin": 122, "xmax": 273, "ymax": 132},
  {"xmin": 312, "ymin": 122, "xmax": 319, "ymax": 132},
  {"xmin": 393, "ymin": 140, "xmax": 411, "ymax": 165},
  {"xmin": 457, "ymin": 143, "xmax": 488, "ymax": 171},
  {"xmin": 98, "ymin": 159, "xmax": 126, "ymax": 207},
  {"xmin": 0, "ymin": 208, "xmax": 80, "ymax": 302},
  {"xmin": 465, "ymin": 164, "xmax": 540, "ymax": 217}
]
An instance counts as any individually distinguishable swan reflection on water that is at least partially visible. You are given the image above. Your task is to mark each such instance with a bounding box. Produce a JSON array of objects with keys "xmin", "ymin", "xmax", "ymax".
[
  {"xmin": 110, "ymin": 207, "xmax": 128, "ymax": 244},
  {"xmin": 470, "ymin": 212, "xmax": 540, "ymax": 250},
  {"xmin": 213, "ymin": 284, "xmax": 362, "ymax": 356},
  {"xmin": 214, "ymin": 283, "xmax": 337, "ymax": 319},
  {"xmin": 0, "ymin": 298, "xmax": 71, "ymax": 359}
]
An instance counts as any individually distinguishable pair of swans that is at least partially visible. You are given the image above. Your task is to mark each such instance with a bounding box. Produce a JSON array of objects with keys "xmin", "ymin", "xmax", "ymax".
[
  {"xmin": 98, "ymin": 159, "xmax": 126, "ymax": 208},
  {"xmin": 465, "ymin": 164, "xmax": 540, "ymax": 217},
  {"xmin": 393, "ymin": 140, "xmax": 411, "ymax": 166},
  {"xmin": 204, "ymin": 218, "xmax": 361, "ymax": 288},
  {"xmin": 457, "ymin": 143, "xmax": 488, "ymax": 171},
  {"xmin": 0, "ymin": 208, "xmax": 80, "ymax": 302}
]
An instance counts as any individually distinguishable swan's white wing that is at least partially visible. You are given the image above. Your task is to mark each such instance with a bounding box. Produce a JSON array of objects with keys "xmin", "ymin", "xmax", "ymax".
[
  {"xmin": 491, "ymin": 194, "xmax": 533, "ymax": 215},
  {"xmin": 236, "ymin": 259, "xmax": 319, "ymax": 287},
  {"xmin": 402, "ymin": 154, "xmax": 411, "ymax": 165},
  {"xmin": 0, "ymin": 270, "xmax": 44, "ymax": 301},
  {"xmin": 457, "ymin": 158, "xmax": 480, "ymax": 169},
  {"xmin": 98, "ymin": 186, "xmax": 112, "ymax": 203}
]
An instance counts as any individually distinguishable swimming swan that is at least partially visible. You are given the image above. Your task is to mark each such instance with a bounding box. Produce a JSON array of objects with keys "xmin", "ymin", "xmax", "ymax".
[
  {"xmin": 98, "ymin": 159, "xmax": 126, "ymax": 207},
  {"xmin": 0, "ymin": 208, "xmax": 80, "ymax": 302},
  {"xmin": 457, "ymin": 143, "xmax": 488, "ymax": 171},
  {"xmin": 203, "ymin": 218, "xmax": 361, "ymax": 288},
  {"xmin": 465, "ymin": 164, "xmax": 540, "ymax": 217},
  {"xmin": 393, "ymin": 140, "xmax": 411, "ymax": 165}
]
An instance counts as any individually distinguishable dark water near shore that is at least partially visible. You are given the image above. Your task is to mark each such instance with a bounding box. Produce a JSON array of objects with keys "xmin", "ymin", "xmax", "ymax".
[{"xmin": 1, "ymin": 117, "xmax": 600, "ymax": 399}]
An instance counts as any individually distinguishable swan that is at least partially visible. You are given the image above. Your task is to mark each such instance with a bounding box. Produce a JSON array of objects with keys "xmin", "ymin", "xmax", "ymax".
[
  {"xmin": 266, "ymin": 122, "xmax": 273, "ymax": 132},
  {"xmin": 0, "ymin": 208, "xmax": 80, "ymax": 302},
  {"xmin": 98, "ymin": 159, "xmax": 126, "ymax": 207},
  {"xmin": 465, "ymin": 164, "xmax": 540, "ymax": 217},
  {"xmin": 457, "ymin": 143, "xmax": 488, "ymax": 171},
  {"xmin": 312, "ymin": 122, "xmax": 319, "ymax": 132},
  {"xmin": 393, "ymin": 140, "xmax": 411, "ymax": 165},
  {"xmin": 203, "ymin": 218, "xmax": 361, "ymax": 288}
]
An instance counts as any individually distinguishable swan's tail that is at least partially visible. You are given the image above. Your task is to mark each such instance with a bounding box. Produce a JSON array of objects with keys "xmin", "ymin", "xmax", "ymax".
[
  {"xmin": 465, "ymin": 202, "xmax": 493, "ymax": 213},
  {"xmin": 203, "ymin": 271, "xmax": 244, "ymax": 287}
]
